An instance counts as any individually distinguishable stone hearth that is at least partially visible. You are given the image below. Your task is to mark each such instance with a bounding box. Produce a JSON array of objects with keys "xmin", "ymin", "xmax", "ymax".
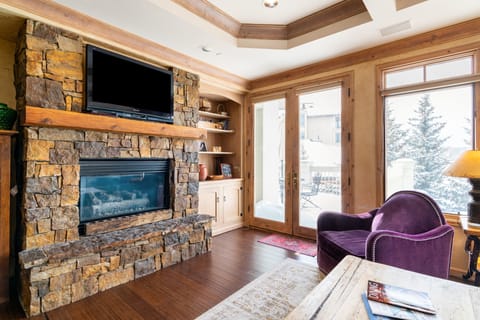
[{"xmin": 14, "ymin": 20, "xmax": 211, "ymax": 316}]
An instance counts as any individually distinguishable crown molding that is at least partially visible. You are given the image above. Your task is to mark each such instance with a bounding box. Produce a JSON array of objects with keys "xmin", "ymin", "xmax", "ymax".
[
  {"xmin": 0, "ymin": 0, "xmax": 249, "ymax": 93},
  {"xmin": 396, "ymin": 0, "xmax": 427, "ymax": 11},
  {"xmin": 249, "ymin": 17, "xmax": 480, "ymax": 90}
]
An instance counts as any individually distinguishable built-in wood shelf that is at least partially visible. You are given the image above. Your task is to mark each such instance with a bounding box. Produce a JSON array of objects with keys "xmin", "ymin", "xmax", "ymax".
[
  {"xmin": 199, "ymin": 151, "xmax": 234, "ymax": 155},
  {"xmin": 199, "ymin": 110, "xmax": 231, "ymax": 120},
  {"xmin": 22, "ymin": 106, "xmax": 208, "ymax": 140},
  {"xmin": 204, "ymin": 128, "xmax": 234, "ymax": 134}
]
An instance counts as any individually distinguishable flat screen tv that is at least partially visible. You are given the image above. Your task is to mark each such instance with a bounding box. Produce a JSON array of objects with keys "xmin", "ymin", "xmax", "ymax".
[{"xmin": 85, "ymin": 45, "xmax": 174, "ymax": 124}]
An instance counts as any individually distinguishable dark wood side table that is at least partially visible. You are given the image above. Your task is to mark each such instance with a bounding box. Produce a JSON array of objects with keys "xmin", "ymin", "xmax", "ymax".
[
  {"xmin": 0, "ymin": 130, "xmax": 16, "ymax": 303},
  {"xmin": 460, "ymin": 216, "xmax": 480, "ymax": 286}
]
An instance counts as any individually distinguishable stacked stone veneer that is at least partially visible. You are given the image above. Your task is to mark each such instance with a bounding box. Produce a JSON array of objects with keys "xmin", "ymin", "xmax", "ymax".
[{"xmin": 14, "ymin": 20, "xmax": 211, "ymax": 316}]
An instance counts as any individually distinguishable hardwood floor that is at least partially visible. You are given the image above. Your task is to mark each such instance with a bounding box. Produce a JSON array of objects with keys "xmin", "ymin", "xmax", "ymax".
[{"xmin": 0, "ymin": 228, "xmax": 316, "ymax": 320}]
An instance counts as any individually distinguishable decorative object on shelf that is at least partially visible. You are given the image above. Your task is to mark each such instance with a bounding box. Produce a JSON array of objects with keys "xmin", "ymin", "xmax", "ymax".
[
  {"xmin": 207, "ymin": 175, "xmax": 224, "ymax": 180},
  {"xmin": 199, "ymin": 163, "xmax": 208, "ymax": 181},
  {"xmin": 444, "ymin": 150, "xmax": 480, "ymax": 223},
  {"xmin": 0, "ymin": 103, "xmax": 17, "ymax": 130},
  {"xmin": 217, "ymin": 103, "xmax": 228, "ymax": 116},
  {"xmin": 220, "ymin": 163, "xmax": 232, "ymax": 178},
  {"xmin": 212, "ymin": 146, "xmax": 222, "ymax": 153},
  {"xmin": 222, "ymin": 120, "xmax": 229, "ymax": 130},
  {"xmin": 198, "ymin": 120, "xmax": 217, "ymax": 129},
  {"xmin": 199, "ymin": 142, "xmax": 207, "ymax": 152},
  {"xmin": 200, "ymin": 98, "xmax": 212, "ymax": 111}
]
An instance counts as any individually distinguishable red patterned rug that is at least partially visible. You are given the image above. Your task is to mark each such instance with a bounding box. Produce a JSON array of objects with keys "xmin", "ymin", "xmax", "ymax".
[{"xmin": 258, "ymin": 234, "xmax": 317, "ymax": 257}]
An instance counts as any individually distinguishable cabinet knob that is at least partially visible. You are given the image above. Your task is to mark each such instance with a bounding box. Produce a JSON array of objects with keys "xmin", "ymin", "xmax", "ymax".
[{"xmin": 223, "ymin": 195, "xmax": 227, "ymax": 202}]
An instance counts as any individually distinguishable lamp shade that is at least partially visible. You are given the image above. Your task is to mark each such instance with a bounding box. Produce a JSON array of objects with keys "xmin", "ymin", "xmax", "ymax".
[{"xmin": 443, "ymin": 150, "xmax": 480, "ymax": 178}]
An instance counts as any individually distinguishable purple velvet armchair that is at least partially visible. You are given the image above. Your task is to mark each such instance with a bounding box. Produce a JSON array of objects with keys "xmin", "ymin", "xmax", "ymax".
[{"xmin": 316, "ymin": 190, "xmax": 454, "ymax": 278}]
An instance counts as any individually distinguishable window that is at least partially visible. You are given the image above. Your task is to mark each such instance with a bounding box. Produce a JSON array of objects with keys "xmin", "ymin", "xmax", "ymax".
[
  {"xmin": 382, "ymin": 53, "xmax": 478, "ymax": 214},
  {"xmin": 384, "ymin": 56, "xmax": 473, "ymax": 88}
]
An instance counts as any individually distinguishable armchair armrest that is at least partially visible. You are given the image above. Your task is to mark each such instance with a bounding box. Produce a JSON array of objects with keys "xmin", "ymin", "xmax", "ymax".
[
  {"xmin": 365, "ymin": 224, "xmax": 454, "ymax": 278},
  {"xmin": 317, "ymin": 209, "xmax": 377, "ymax": 232}
]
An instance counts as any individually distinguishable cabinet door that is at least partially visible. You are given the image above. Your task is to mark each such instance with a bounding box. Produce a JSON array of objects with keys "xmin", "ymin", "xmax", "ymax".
[
  {"xmin": 223, "ymin": 182, "xmax": 243, "ymax": 225},
  {"xmin": 198, "ymin": 185, "xmax": 222, "ymax": 227}
]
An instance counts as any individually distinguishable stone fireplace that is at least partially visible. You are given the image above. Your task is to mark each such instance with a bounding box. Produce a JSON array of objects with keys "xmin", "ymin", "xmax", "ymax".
[{"xmin": 14, "ymin": 20, "xmax": 211, "ymax": 316}]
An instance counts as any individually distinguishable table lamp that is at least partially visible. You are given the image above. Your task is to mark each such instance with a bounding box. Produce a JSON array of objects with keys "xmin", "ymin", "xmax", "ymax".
[{"xmin": 444, "ymin": 150, "xmax": 480, "ymax": 223}]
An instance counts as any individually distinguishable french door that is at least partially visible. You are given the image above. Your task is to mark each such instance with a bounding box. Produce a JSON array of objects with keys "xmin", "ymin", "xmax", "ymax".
[{"xmin": 248, "ymin": 79, "xmax": 351, "ymax": 239}]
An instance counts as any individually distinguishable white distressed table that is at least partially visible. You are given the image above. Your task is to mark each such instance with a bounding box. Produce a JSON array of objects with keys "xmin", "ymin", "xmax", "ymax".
[{"xmin": 287, "ymin": 255, "xmax": 480, "ymax": 319}]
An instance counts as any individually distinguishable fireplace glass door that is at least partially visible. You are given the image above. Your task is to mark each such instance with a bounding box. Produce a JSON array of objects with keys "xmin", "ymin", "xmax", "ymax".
[{"xmin": 79, "ymin": 159, "xmax": 170, "ymax": 223}]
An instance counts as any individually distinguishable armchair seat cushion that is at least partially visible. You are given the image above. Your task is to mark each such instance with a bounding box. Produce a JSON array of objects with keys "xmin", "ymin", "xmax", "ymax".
[{"xmin": 317, "ymin": 229, "xmax": 369, "ymax": 274}]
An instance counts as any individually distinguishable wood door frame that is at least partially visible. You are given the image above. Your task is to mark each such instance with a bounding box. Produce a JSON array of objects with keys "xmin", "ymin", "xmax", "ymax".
[
  {"xmin": 292, "ymin": 76, "xmax": 353, "ymax": 239},
  {"xmin": 245, "ymin": 73, "xmax": 354, "ymax": 238},
  {"xmin": 246, "ymin": 92, "xmax": 292, "ymax": 234}
]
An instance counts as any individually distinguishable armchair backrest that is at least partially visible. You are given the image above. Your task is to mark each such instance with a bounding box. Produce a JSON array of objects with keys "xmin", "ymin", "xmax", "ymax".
[{"xmin": 371, "ymin": 190, "xmax": 445, "ymax": 234}]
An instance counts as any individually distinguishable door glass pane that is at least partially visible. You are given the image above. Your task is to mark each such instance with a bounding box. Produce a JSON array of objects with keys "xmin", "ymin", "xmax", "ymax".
[
  {"xmin": 385, "ymin": 85, "xmax": 472, "ymax": 213},
  {"xmin": 298, "ymin": 87, "xmax": 342, "ymax": 228},
  {"xmin": 254, "ymin": 98, "xmax": 286, "ymax": 222}
]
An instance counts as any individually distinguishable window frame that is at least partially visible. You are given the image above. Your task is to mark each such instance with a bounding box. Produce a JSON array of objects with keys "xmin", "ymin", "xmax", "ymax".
[{"xmin": 376, "ymin": 47, "xmax": 480, "ymax": 210}]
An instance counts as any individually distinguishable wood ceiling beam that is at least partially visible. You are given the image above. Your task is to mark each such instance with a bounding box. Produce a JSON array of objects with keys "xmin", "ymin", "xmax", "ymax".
[
  {"xmin": 287, "ymin": 0, "xmax": 368, "ymax": 39},
  {"xmin": 170, "ymin": 0, "xmax": 241, "ymax": 37},
  {"xmin": 173, "ymin": 0, "xmax": 370, "ymax": 43},
  {"xmin": 396, "ymin": 0, "xmax": 428, "ymax": 11},
  {"xmin": 238, "ymin": 24, "xmax": 287, "ymax": 40}
]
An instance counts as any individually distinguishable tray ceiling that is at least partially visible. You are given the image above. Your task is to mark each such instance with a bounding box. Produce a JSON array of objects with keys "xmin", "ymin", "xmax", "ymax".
[{"xmin": 19, "ymin": 0, "xmax": 480, "ymax": 79}]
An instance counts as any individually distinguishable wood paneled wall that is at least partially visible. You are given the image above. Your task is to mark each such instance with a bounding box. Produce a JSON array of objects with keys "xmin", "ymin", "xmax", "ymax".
[{"xmin": 0, "ymin": 38, "xmax": 16, "ymax": 110}]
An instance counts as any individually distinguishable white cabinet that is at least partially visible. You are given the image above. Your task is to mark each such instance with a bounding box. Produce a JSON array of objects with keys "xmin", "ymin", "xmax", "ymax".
[{"xmin": 199, "ymin": 179, "xmax": 243, "ymax": 235}]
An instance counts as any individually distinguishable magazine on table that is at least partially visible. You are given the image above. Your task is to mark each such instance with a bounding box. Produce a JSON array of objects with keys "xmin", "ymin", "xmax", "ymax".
[
  {"xmin": 366, "ymin": 280, "xmax": 436, "ymax": 315},
  {"xmin": 362, "ymin": 293, "xmax": 437, "ymax": 320}
]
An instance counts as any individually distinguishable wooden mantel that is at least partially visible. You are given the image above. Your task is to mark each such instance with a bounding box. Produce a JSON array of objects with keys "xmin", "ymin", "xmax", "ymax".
[{"xmin": 22, "ymin": 106, "xmax": 208, "ymax": 140}]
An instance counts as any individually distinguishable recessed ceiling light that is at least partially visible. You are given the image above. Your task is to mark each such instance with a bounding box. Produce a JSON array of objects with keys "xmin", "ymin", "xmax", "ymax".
[
  {"xmin": 201, "ymin": 45, "xmax": 222, "ymax": 56},
  {"xmin": 263, "ymin": 0, "xmax": 279, "ymax": 8}
]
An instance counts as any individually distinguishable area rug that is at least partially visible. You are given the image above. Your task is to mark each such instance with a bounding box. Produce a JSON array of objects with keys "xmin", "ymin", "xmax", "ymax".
[
  {"xmin": 196, "ymin": 258, "xmax": 324, "ymax": 320},
  {"xmin": 258, "ymin": 234, "xmax": 317, "ymax": 256}
]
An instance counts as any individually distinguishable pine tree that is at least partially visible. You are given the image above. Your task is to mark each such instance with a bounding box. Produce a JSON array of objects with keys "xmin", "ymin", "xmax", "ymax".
[
  {"xmin": 406, "ymin": 94, "xmax": 448, "ymax": 199},
  {"xmin": 440, "ymin": 176, "xmax": 470, "ymax": 213},
  {"xmin": 464, "ymin": 116, "xmax": 473, "ymax": 147},
  {"xmin": 441, "ymin": 116, "xmax": 472, "ymax": 212},
  {"xmin": 385, "ymin": 104, "xmax": 408, "ymax": 167}
]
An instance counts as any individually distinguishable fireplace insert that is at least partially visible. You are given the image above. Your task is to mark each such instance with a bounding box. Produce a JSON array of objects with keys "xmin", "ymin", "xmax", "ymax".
[{"xmin": 79, "ymin": 159, "xmax": 170, "ymax": 225}]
